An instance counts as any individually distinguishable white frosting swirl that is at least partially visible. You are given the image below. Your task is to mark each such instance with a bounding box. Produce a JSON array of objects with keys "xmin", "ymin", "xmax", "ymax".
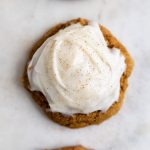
[{"xmin": 27, "ymin": 22, "xmax": 126, "ymax": 115}]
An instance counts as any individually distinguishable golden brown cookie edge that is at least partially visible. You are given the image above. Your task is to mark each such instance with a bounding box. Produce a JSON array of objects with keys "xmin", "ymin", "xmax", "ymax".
[{"xmin": 51, "ymin": 145, "xmax": 89, "ymax": 150}]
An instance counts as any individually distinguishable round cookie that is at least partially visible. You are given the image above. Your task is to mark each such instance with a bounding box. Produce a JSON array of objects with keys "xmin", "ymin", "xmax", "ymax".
[{"xmin": 23, "ymin": 18, "xmax": 134, "ymax": 128}]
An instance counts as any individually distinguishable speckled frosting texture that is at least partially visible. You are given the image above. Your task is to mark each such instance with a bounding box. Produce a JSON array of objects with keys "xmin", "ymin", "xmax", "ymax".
[{"xmin": 27, "ymin": 22, "xmax": 126, "ymax": 115}]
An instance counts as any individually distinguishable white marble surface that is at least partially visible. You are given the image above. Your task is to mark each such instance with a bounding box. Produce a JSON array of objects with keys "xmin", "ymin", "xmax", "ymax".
[{"xmin": 0, "ymin": 0, "xmax": 150, "ymax": 150}]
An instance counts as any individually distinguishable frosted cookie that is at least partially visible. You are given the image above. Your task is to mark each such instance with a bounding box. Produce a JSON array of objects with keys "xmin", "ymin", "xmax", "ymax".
[{"xmin": 23, "ymin": 18, "xmax": 134, "ymax": 128}]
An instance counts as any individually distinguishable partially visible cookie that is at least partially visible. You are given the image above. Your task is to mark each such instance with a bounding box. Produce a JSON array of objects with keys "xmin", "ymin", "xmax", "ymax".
[
  {"xmin": 23, "ymin": 18, "xmax": 134, "ymax": 128},
  {"xmin": 51, "ymin": 145, "xmax": 89, "ymax": 150}
]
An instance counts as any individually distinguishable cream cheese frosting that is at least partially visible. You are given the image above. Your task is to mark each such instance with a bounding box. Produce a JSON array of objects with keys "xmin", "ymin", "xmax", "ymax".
[{"xmin": 27, "ymin": 22, "xmax": 126, "ymax": 115}]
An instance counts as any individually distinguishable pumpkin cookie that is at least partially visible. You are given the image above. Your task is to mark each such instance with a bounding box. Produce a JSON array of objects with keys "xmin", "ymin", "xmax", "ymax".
[
  {"xmin": 51, "ymin": 145, "xmax": 89, "ymax": 150},
  {"xmin": 23, "ymin": 18, "xmax": 134, "ymax": 128}
]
